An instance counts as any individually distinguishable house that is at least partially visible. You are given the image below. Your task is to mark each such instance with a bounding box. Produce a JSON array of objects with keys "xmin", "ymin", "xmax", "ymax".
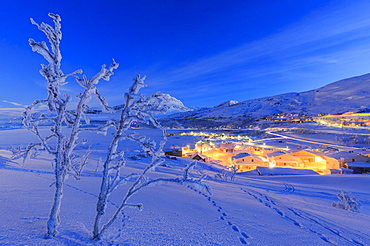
[
  {"xmin": 271, "ymin": 153, "xmax": 303, "ymax": 168},
  {"xmin": 341, "ymin": 168, "xmax": 354, "ymax": 174},
  {"xmin": 164, "ymin": 148, "xmax": 182, "ymax": 157},
  {"xmin": 191, "ymin": 153, "xmax": 208, "ymax": 162},
  {"xmin": 195, "ymin": 143, "xmax": 212, "ymax": 154},
  {"xmin": 344, "ymin": 154, "xmax": 370, "ymax": 174},
  {"xmin": 232, "ymin": 152, "xmax": 268, "ymax": 172},
  {"xmin": 202, "ymin": 148, "xmax": 234, "ymax": 165},
  {"xmin": 344, "ymin": 154, "xmax": 370, "ymax": 163},
  {"xmin": 329, "ymin": 169, "xmax": 341, "ymax": 174},
  {"xmin": 181, "ymin": 145, "xmax": 197, "ymax": 157},
  {"xmin": 322, "ymin": 156, "xmax": 340, "ymax": 170},
  {"xmin": 290, "ymin": 150, "xmax": 327, "ymax": 170},
  {"xmin": 248, "ymin": 146, "xmax": 276, "ymax": 156},
  {"xmin": 219, "ymin": 143, "xmax": 235, "ymax": 153},
  {"xmin": 345, "ymin": 162, "xmax": 370, "ymax": 174}
]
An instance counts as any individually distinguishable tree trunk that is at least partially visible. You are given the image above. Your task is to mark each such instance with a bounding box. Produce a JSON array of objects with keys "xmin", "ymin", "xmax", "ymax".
[
  {"xmin": 92, "ymin": 171, "xmax": 109, "ymax": 240},
  {"xmin": 46, "ymin": 166, "xmax": 66, "ymax": 237},
  {"xmin": 46, "ymin": 143, "xmax": 66, "ymax": 238}
]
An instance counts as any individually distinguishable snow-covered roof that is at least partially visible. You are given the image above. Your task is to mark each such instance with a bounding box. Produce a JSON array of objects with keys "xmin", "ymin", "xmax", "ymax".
[
  {"xmin": 235, "ymin": 163, "xmax": 259, "ymax": 166},
  {"xmin": 330, "ymin": 169, "xmax": 341, "ymax": 172},
  {"xmin": 341, "ymin": 168, "xmax": 354, "ymax": 173},
  {"xmin": 266, "ymin": 151, "xmax": 286, "ymax": 158},
  {"xmin": 232, "ymin": 152, "xmax": 250, "ymax": 160},
  {"xmin": 257, "ymin": 167, "xmax": 319, "ymax": 176},
  {"xmin": 346, "ymin": 162, "xmax": 370, "ymax": 168},
  {"xmin": 275, "ymin": 160, "xmax": 300, "ymax": 163},
  {"xmin": 326, "ymin": 151, "xmax": 358, "ymax": 160},
  {"xmin": 191, "ymin": 152, "xmax": 207, "ymax": 159}
]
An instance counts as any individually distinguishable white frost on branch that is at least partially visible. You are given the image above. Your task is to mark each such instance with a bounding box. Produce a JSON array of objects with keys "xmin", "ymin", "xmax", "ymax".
[
  {"xmin": 92, "ymin": 76, "xmax": 211, "ymax": 240},
  {"xmin": 14, "ymin": 13, "xmax": 119, "ymax": 238}
]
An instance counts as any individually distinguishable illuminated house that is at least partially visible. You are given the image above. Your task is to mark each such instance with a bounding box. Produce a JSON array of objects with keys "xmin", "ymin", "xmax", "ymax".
[
  {"xmin": 232, "ymin": 153, "xmax": 268, "ymax": 172},
  {"xmin": 290, "ymin": 150, "xmax": 327, "ymax": 170},
  {"xmin": 271, "ymin": 153, "xmax": 303, "ymax": 168},
  {"xmin": 181, "ymin": 145, "xmax": 197, "ymax": 157},
  {"xmin": 195, "ymin": 143, "xmax": 213, "ymax": 154},
  {"xmin": 270, "ymin": 150, "xmax": 339, "ymax": 174},
  {"xmin": 202, "ymin": 148, "xmax": 234, "ymax": 165},
  {"xmin": 322, "ymin": 156, "xmax": 340, "ymax": 170},
  {"xmin": 219, "ymin": 143, "xmax": 235, "ymax": 153}
]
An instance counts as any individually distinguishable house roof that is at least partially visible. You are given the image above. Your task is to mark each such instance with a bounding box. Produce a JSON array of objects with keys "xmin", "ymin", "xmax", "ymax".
[
  {"xmin": 272, "ymin": 153, "xmax": 302, "ymax": 162},
  {"xmin": 191, "ymin": 152, "xmax": 207, "ymax": 159},
  {"xmin": 326, "ymin": 151, "xmax": 358, "ymax": 160},
  {"xmin": 329, "ymin": 169, "xmax": 341, "ymax": 172},
  {"xmin": 274, "ymin": 160, "xmax": 300, "ymax": 163},
  {"xmin": 232, "ymin": 152, "xmax": 250, "ymax": 160},
  {"xmin": 256, "ymin": 167, "xmax": 319, "ymax": 176},
  {"xmin": 291, "ymin": 150, "xmax": 320, "ymax": 157},
  {"xmin": 219, "ymin": 143, "xmax": 235, "ymax": 148},
  {"xmin": 346, "ymin": 162, "xmax": 370, "ymax": 168},
  {"xmin": 266, "ymin": 151, "xmax": 286, "ymax": 158},
  {"xmin": 341, "ymin": 168, "xmax": 354, "ymax": 172}
]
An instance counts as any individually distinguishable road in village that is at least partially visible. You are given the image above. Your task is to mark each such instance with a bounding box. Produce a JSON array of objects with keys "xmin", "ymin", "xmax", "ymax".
[{"xmin": 265, "ymin": 131, "xmax": 364, "ymax": 151}]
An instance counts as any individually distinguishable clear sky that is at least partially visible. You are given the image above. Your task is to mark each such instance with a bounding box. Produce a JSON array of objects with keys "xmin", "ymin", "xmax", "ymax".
[{"xmin": 2, "ymin": 0, "xmax": 370, "ymax": 109}]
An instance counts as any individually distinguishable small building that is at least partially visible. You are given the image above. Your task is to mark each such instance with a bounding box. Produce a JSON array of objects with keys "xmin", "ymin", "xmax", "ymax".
[
  {"xmin": 191, "ymin": 153, "xmax": 208, "ymax": 162},
  {"xmin": 232, "ymin": 152, "xmax": 267, "ymax": 172},
  {"xmin": 271, "ymin": 153, "xmax": 303, "ymax": 168},
  {"xmin": 345, "ymin": 162, "xmax": 370, "ymax": 174},
  {"xmin": 195, "ymin": 143, "xmax": 212, "ymax": 154},
  {"xmin": 344, "ymin": 154, "xmax": 370, "ymax": 163},
  {"xmin": 290, "ymin": 150, "xmax": 327, "ymax": 169},
  {"xmin": 344, "ymin": 154, "xmax": 370, "ymax": 173},
  {"xmin": 164, "ymin": 148, "xmax": 182, "ymax": 157},
  {"xmin": 219, "ymin": 143, "xmax": 235, "ymax": 153},
  {"xmin": 341, "ymin": 168, "xmax": 354, "ymax": 174},
  {"xmin": 329, "ymin": 169, "xmax": 341, "ymax": 174}
]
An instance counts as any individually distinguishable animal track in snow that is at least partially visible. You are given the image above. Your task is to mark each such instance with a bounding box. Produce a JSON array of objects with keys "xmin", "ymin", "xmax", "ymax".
[
  {"xmin": 232, "ymin": 225, "xmax": 240, "ymax": 232},
  {"xmin": 242, "ymin": 188, "xmax": 367, "ymax": 246},
  {"xmin": 239, "ymin": 237, "xmax": 247, "ymax": 244},
  {"xmin": 187, "ymin": 185, "xmax": 251, "ymax": 245}
]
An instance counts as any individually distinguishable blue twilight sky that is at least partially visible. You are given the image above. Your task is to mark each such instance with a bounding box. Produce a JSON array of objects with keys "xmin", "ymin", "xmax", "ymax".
[{"xmin": 2, "ymin": 0, "xmax": 370, "ymax": 109}]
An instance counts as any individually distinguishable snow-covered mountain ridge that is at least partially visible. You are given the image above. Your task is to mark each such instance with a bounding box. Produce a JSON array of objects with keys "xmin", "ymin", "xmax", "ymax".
[{"xmin": 163, "ymin": 73, "xmax": 370, "ymax": 128}]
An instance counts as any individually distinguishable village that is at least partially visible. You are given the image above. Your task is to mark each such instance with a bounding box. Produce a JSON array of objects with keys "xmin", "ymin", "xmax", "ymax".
[
  {"xmin": 314, "ymin": 112, "xmax": 370, "ymax": 127},
  {"xmin": 165, "ymin": 131, "xmax": 370, "ymax": 175}
]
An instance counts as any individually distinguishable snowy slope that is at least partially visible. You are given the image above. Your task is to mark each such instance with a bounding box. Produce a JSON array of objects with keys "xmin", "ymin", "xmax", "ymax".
[
  {"xmin": 1, "ymin": 128, "xmax": 370, "ymax": 245},
  {"xmin": 165, "ymin": 73, "xmax": 370, "ymax": 128}
]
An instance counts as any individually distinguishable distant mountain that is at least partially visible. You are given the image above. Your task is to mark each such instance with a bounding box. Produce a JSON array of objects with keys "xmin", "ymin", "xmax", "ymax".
[
  {"xmin": 85, "ymin": 92, "xmax": 194, "ymax": 122},
  {"xmin": 162, "ymin": 73, "xmax": 370, "ymax": 128},
  {"xmin": 150, "ymin": 92, "xmax": 194, "ymax": 115}
]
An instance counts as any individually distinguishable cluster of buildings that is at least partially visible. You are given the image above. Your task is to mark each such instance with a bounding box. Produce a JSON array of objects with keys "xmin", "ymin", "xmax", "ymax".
[
  {"xmin": 165, "ymin": 133, "xmax": 370, "ymax": 175},
  {"xmin": 314, "ymin": 113, "xmax": 370, "ymax": 127},
  {"xmin": 261, "ymin": 113, "xmax": 313, "ymax": 123}
]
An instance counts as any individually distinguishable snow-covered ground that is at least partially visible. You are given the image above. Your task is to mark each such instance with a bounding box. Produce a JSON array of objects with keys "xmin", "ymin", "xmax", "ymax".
[{"xmin": 1, "ymin": 128, "xmax": 370, "ymax": 245}]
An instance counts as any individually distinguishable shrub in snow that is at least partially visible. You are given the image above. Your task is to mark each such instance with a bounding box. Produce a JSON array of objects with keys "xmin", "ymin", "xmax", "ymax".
[
  {"xmin": 332, "ymin": 190, "xmax": 361, "ymax": 212},
  {"xmin": 214, "ymin": 166, "xmax": 238, "ymax": 181}
]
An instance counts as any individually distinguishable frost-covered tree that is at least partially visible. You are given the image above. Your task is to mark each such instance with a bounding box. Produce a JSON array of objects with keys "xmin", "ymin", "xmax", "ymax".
[
  {"xmin": 14, "ymin": 13, "xmax": 211, "ymax": 241},
  {"xmin": 13, "ymin": 13, "xmax": 118, "ymax": 238},
  {"xmin": 92, "ymin": 75, "xmax": 211, "ymax": 240}
]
